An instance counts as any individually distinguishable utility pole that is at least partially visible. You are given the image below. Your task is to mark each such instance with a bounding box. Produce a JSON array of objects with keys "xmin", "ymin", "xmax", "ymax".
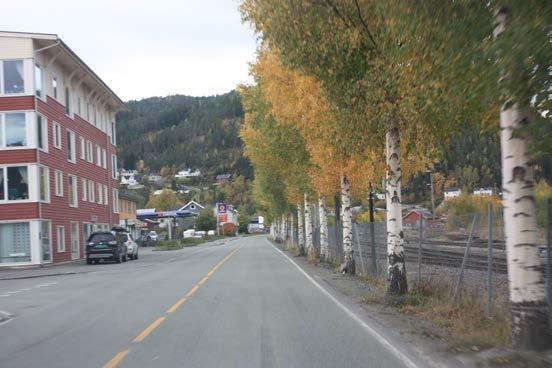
[
  {"xmin": 427, "ymin": 170, "xmax": 436, "ymax": 220},
  {"xmin": 368, "ymin": 183, "xmax": 378, "ymax": 275}
]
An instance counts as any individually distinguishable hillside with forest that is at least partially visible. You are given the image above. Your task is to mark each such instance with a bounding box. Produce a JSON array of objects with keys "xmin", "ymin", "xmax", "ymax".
[{"xmin": 115, "ymin": 91, "xmax": 252, "ymax": 179}]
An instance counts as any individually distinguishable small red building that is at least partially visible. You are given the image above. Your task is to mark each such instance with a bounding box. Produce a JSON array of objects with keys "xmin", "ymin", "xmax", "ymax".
[
  {"xmin": 402, "ymin": 209, "xmax": 434, "ymax": 228},
  {"xmin": 0, "ymin": 32, "xmax": 125, "ymax": 266}
]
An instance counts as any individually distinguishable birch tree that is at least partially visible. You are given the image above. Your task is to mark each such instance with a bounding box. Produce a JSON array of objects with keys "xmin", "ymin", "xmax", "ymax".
[
  {"xmin": 318, "ymin": 195, "xmax": 329, "ymax": 261},
  {"xmin": 297, "ymin": 203, "xmax": 305, "ymax": 255},
  {"xmin": 304, "ymin": 192, "xmax": 315, "ymax": 261}
]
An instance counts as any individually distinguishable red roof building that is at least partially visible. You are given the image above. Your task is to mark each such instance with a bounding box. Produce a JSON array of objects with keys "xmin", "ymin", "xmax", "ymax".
[{"xmin": 0, "ymin": 32, "xmax": 125, "ymax": 266}]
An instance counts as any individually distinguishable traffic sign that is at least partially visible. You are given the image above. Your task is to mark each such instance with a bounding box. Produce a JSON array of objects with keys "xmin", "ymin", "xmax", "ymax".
[
  {"xmin": 217, "ymin": 203, "xmax": 227, "ymax": 214},
  {"xmin": 218, "ymin": 214, "xmax": 228, "ymax": 223}
]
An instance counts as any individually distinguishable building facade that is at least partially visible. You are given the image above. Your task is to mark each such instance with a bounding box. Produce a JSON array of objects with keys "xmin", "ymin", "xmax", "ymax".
[{"xmin": 0, "ymin": 32, "xmax": 125, "ymax": 266}]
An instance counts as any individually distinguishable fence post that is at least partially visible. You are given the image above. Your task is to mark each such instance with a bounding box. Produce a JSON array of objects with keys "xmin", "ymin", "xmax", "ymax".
[
  {"xmin": 454, "ymin": 215, "xmax": 478, "ymax": 300},
  {"xmin": 546, "ymin": 198, "xmax": 551, "ymax": 327},
  {"xmin": 353, "ymin": 223, "xmax": 364, "ymax": 274},
  {"xmin": 418, "ymin": 217, "xmax": 423, "ymax": 286},
  {"xmin": 368, "ymin": 185, "xmax": 378, "ymax": 276},
  {"xmin": 487, "ymin": 202, "xmax": 493, "ymax": 318}
]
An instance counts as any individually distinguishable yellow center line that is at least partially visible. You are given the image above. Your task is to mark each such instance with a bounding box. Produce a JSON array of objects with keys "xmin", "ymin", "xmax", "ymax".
[
  {"xmin": 103, "ymin": 246, "xmax": 242, "ymax": 368},
  {"xmin": 133, "ymin": 317, "xmax": 166, "ymax": 343},
  {"xmin": 166, "ymin": 297, "xmax": 188, "ymax": 313},
  {"xmin": 104, "ymin": 349, "xmax": 130, "ymax": 368}
]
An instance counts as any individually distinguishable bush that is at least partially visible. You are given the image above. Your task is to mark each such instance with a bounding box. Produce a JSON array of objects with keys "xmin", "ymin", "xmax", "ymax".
[
  {"xmin": 154, "ymin": 240, "xmax": 183, "ymax": 251},
  {"xmin": 195, "ymin": 209, "xmax": 217, "ymax": 231},
  {"xmin": 238, "ymin": 212, "xmax": 250, "ymax": 233},
  {"xmin": 439, "ymin": 194, "xmax": 502, "ymax": 231}
]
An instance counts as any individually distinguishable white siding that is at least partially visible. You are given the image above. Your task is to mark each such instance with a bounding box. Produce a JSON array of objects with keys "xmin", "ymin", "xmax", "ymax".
[{"xmin": 0, "ymin": 37, "xmax": 33, "ymax": 59}]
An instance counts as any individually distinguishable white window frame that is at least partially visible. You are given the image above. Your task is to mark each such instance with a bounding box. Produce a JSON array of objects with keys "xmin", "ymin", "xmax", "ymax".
[
  {"xmin": 38, "ymin": 165, "xmax": 50, "ymax": 203},
  {"xmin": 112, "ymin": 188, "xmax": 119, "ymax": 213},
  {"xmin": 53, "ymin": 122, "xmax": 61, "ymax": 149},
  {"xmin": 96, "ymin": 145, "xmax": 101, "ymax": 167},
  {"xmin": 64, "ymin": 86, "xmax": 72, "ymax": 116},
  {"xmin": 79, "ymin": 137, "xmax": 85, "ymax": 160},
  {"xmin": 111, "ymin": 122, "xmax": 116, "ymax": 146},
  {"xmin": 86, "ymin": 141, "xmax": 93, "ymax": 163},
  {"xmin": 35, "ymin": 63, "xmax": 45, "ymax": 100},
  {"xmin": 66, "ymin": 129, "xmax": 76, "ymax": 163},
  {"xmin": 37, "ymin": 114, "xmax": 48, "ymax": 152},
  {"xmin": 0, "ymin": 112, "xmax": 30, "ymax": 149},
  {"xmin": 68, "ymin": 174, "xmax": 78, "ymax": 208},
  {"xmin": 88, "ymin": 181, "xmax": 95, "ymax": 203},
  {"xmin": 56, "ymin": 226, "xmax": 65, "ymax": 253},
  {"xmin": 111, "ymin": 155, "xmax": 118, "ymax": 179},
  {"xmin": 102, "ymin": 148, "xmax": 107, "ymax": 169},
  {"xmin": 0, "ymin": 164, "xmax": 33, "ymax": 203},
  {"xmin": 54, "ymin": 170, "xmax": 63, "ymax": 197},
  {"xmin": 104, "ymin": 184, "xmax": 108, "ymax": 206},
  {"xmin": 1, "ymin": 59, "xmax": 26, "ymax": 96},
  {"xmin": 97, "ymin": 183, "xmax": 103, "ymax": 205},
  {"xmin": 51, "ymin": 77, "xmax": 58, "ymax": 99}
]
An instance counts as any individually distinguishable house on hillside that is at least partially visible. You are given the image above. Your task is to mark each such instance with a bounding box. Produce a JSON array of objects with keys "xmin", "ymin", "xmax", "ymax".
[
  {"xmin": 403, "ymin": 209, "xmax": 434, "ymax": 228},
  {"xmin": 473, "ymin": 187, "xmax": 493, "ymax": 197},
  {"xmin": 175, "ymin": 168, "xmax": 201, "ymax": 179},
  {"xmin": 178, "ymin": 200, "xmax": 204, "ymax": 215},
  {"xmin": 120, "ymin": 170, "xmax": 138, "ymax": 186},
  {"xmin": 444, "ymin": 187, "xmax": 462, "ymax": 201},
  {"xmin": 216, "ymin": 174, "xmax": 232, "ymax": 183}
]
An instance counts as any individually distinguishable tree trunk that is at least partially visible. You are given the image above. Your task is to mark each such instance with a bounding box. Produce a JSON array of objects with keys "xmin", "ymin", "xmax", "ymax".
[
  {"xmin": 305, "ymin": 193, "xmax": 315, "ymax": 261},
  {"xmin": 386, "ymin": 128, "xmax": 407, "ymax": 294},
  {"xmin": 289, "ymin": 214, "xmax": 296, "ymax": 250},
  {"xmin": 319, "ymin": 195, "xmax": 329, "ymax": 262},
  {"xmin": 297, "ymin": 204, "xmax": 305, "ymax": 255},
  {"xmin": 281, "ymin": 213, "xmax": 287, "ymax": 242},
  {"xmin": 340, "ymin": 175, "xmax": 355, "ymax": 274},
  {"xmin": 494, "ymin": 7, "xmax": 551, "ymax": 350}
]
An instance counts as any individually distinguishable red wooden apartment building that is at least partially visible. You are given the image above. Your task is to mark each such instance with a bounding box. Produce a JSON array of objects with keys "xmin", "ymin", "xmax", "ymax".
[{"xmin": 0, "ymin": 31, "xmax": 125, "ymax": 266}]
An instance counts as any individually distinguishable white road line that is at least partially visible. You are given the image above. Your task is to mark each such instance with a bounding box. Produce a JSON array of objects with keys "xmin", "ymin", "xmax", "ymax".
[
  {"xmin": 6, "ymin": 291, "xmax": 21, "ymax": 294},
  {"xmin": 270, "ymin": 243, "xmax": 423, "ymax": 368},
  {"xmin": 0, "ymin": 295, "xmax": 9, "ymax": 298},
  {"xmin": 18, "ymin": 288, "xmax": 32, "ymax": 291}
]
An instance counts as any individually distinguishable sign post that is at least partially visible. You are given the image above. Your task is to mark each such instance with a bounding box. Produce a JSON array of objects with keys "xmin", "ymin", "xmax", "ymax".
[{"xmin": 217, "ymin": 203, "xmax": 227, "ymax": 236}]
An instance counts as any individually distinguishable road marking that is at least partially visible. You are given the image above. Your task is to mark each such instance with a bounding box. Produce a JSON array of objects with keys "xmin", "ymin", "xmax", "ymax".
[
  {"xmin": 0, "ymin": 295, "xmax": 9, "ymax": 298},
  {"xmin": 103, "ymin": 349, "xmax": 130, "ymax": 368},
  {"xmin": 104, "ymin": 245, "xmax": 242, "ymax": 367},
  {"xmin": 6, "ymin": 291, "xmax": 21, "ymax": 294},
  {"xmin": 167, "ymin": 297, "xmax": 188, "ymax": 313},
  {"xmin": 19, "ymin": 288, "xmax": 32, "ymax": 291},
  {"xmin": 133, "ymin": 317, "xmax": 166, "ymax": 343},
  {"xmin": 270, "ymin": 243, "xmax": 423, "ymax": 368}
]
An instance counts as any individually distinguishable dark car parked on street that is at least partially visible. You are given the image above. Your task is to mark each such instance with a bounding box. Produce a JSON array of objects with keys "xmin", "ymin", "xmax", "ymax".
[{"xmin": 86, "ymin": 232, "xmax": 127, "ymax": 264}]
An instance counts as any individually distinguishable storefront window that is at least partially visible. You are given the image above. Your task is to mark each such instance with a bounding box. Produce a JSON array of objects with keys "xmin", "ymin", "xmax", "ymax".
[{"xmin": 0, "ymin": 222, "xmax": 31, "ymax": 264}]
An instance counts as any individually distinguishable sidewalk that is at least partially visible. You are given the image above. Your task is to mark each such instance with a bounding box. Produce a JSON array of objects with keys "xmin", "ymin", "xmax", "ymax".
[{"xmin": 0, "ymin": 259, "xmax": 87, "ymax": 280}]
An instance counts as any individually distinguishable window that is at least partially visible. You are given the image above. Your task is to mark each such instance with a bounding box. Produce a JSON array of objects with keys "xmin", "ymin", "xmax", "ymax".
[
  {"xmin": 35, "ymin": 64, "xmax": 43, "ymax": 98},
  {"xmin": 111, "ymin": 155, "xmax": 118, "ymax": 179},
  {"xmin": 39, "ymin": 166, "xmax": 49, "ymax": 202},
  {"xmin": 37, "ymin": 114, "xmax": 48, "ymax": 151},
  {"xmin": 53, "ymin": 122, "xmax": 61, "ymax": 149},
  {"xmin": 0, "ymin": 222, "xmax": 31, "ymax": 264},
  {"xmin": 96, "ymin": 145, "xmax": 101, "ymax": 166},
  {"xmin": 97, "ymin": 184, "xmax": 103, "ymax": 205},
  {"xmin": 66, "ymin": 130, "xmax": 76, "ymax": 162},
  {"xmin": 2, "ymin": 60, "xmax": 24, "ymax": 94},
  {"xmin": 68, "ymin": 174, "xmax": 77, "ymax": 207},
  {"xmin": 112, "ymin": 188, "xmax": 119, "ymax": 213},
  {"xmin": 81, "ymin": 178, "xmax": 87, "ymax": 201},
  {"xmin": 55, "ymin": 170, "xmax": 63, "ymax": 197},
  {"xmin": 104, "ymin": 184, "xmax": 108, "ymax": 206},
  {"xmin": 65, "ymin": 87, "xmax": 71, "ymax": 115},
  {"xmin": 0, "ymin": 166, "xmax": 29, "ymax": 201},
  {"xmin": 56, "ymin": 226, "xmax": 65, "ymax": 252},
  {"xmin": 86, "ymin": 141, "xmax": 93, "ymax": 163},
  {"xmin": 40, "ymin": 221, "xmax": 51, "ymax": 262},
  {"xmin": 52, "ymin": 77, "xmax": 57, "ymax": 99},
  {"xmin": 86, "ymin": 102, "xmax": 90, "ymax": 121},
  {"xmin": 70, "ymin": 221, "xmax": 79, "ymax": 259},
  {"xmin": 111, "ymin": 122, "xmax": 116, "ymax": 145},
  {"xmin": 79, "ymin": 137, "xmax": 85, "ymax": 159},
  {"xmin": 88, "ymin": 181, "xmax": 95, "ymax": 203},
  {"xmin": 0, "ymin": 112, "xmax": 27, "ymax": 148},
  {"xmin": 77, "ymin": 96, "xmax": 81, "ymax": 116},
  {"xmin": 102, "ymin": 149, "xmax": 107, "ymax": 169}
]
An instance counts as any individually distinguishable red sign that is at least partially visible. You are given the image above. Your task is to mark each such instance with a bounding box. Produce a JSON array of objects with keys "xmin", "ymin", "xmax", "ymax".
[{"xmin": 218, "ymin": 214, "xmax": 228, "ymax": 223}]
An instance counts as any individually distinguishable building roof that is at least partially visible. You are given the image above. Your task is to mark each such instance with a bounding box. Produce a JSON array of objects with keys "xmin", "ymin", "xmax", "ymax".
[
  {"xmin": 179, "ymin": 200, "xmax": 204, "ymax": 211},
  {"xmin": 118, "ymin": 192, "xmax": 136, "ymax": 202},
  {"xmin": 403, "ymin": 209, "xmax": 433, "ymax": 220},
  {"xmin": 0, "ymin": 31, "xmax": 125, "ymax": 110}
]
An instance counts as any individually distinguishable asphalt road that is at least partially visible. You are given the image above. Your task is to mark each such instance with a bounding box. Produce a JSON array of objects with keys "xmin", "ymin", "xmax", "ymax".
[{"xmin": 0, "ymin": 236, "xmax": 421, "ymax": 368}]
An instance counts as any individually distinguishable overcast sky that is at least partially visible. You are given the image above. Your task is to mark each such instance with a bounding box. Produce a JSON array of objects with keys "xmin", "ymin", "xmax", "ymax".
[{"xmin": 3, "ymin": 0, "xmax": 258, "ymax": 101}]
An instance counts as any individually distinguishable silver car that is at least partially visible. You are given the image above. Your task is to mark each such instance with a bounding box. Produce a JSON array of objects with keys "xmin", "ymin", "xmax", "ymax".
[{"xmin": 120, "ymin": 233, "xmax": 139, "ymax": 260}]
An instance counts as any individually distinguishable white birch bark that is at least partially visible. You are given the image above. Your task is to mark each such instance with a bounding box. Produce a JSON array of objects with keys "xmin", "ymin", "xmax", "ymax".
[
  {"xmin": 281, "ymin": 213, "xmax": 287, "ymax": 242},
  {"xmin": 297, "ymin": 203, "xmax": 305, "ymax": 254},
  {"xmin": 304, "ymin": 193, "xmax": 315, "ymax": 261},
  {"xmin": 289, "ymin": 214, "xmax": 296, "ymax": 250},
  {"xmin": 340, "ymin": 175, "xmax": 354, "ymax": 274},
  {"xmin": 495, "ymin": 7, "xmax": 550, "ymax": 349},
  {"xmin": 386, "ymin": 128, "xmax": 407, "ymax": 294},
  {"xmin": 319, "ymin": 195, "xmax": 329, "ymax": 262}
]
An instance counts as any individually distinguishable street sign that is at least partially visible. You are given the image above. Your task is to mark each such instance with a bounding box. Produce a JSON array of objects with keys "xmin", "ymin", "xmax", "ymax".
[
  {"xmin": 217, "ymin": 203, "xmax": 227, "ymax": 214},
  {"xmin": 218, "ymin": 214, "xmax": 228, "ymax": 223}
]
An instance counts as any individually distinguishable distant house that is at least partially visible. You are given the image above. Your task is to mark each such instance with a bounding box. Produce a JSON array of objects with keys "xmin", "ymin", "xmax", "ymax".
[
  {"xmin": 444, "ymin": 187, "xmax": 462, "ymax": 201},
  {"xmin": 120, "ymin": 170, "xmax": 139, "ymax": 186},
  {"xmin": 175, "ymin": 168, "xmax": 201, "ymax": 179},
  {"xmin": 178, "ymin": 200, "xmax": 204, "ymax": 215},
  {"xmin": 118, "ymin": 193, "xmax": 142, "ymax": 239},
  {"xmin": 216, "ymin": 174, "xmax": 232, "ymax": 183},
  {"xmin": 153, "ymin": 189, "xmax": 175, "ymax": 196},
  {"xmin": 403, "ymin": 209, "xmax": 434, "ymax": 228},
  {"xmin": 473, "ymin": 187, "xmax": 493, "ymax": 197},
  {"xmin": 375, "ymin": 192, "xmax": 386, "ymax": 200},
  {"xmin": 148, "ymin": 174, "xmax": 162, "ymax": 183}
]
